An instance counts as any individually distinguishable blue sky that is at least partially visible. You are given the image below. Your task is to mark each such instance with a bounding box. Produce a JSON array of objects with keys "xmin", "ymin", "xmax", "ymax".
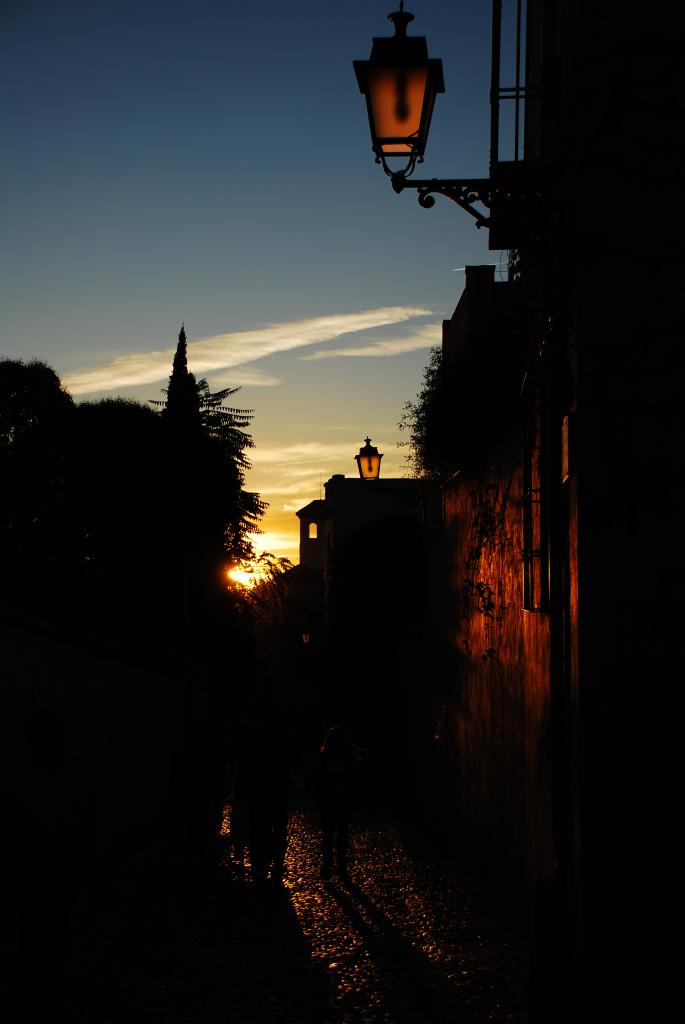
[{"xmin": 1, "ymin": 0, "xmax": 511, "ymax": 560}]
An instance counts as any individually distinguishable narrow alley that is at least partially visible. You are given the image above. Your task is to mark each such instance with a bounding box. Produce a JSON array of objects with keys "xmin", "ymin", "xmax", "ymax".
[{"xmin": 59, "ymin": 801, "xmax": 528, "ymax": 1023}]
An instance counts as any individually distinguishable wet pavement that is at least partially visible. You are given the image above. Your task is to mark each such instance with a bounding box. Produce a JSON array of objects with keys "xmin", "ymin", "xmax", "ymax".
[{"xmin": 55, "ymin": 801, "xmax": 528, "ymax": 1023}]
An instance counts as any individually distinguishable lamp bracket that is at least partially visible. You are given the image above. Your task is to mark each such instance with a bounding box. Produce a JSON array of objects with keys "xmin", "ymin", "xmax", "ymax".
[{"xmin": 391, "ymin": 172, "xmax": 492, "ymax": 228}]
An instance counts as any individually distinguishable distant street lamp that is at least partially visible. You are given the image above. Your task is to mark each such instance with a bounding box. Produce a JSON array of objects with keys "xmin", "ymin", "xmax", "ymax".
[
  {"xmin": 355, "ymin": 437, "xmax": 383, "ymax": 480},
  {"xmin": 353, "ymin": 2, "xmax": 532, "ymax": 233}
]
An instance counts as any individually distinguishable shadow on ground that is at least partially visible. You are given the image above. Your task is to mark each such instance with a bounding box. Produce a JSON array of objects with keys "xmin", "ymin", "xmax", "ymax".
[{"xmin": 44, "ymin": 858, "xmax": 335, "ymax": 1024}]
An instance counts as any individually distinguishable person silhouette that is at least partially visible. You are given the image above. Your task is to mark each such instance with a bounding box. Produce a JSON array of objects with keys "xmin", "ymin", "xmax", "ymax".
[
  {"xmin": 312, "ymin": 726, "xmax": 360, "ymax": 881},
  {"xmin": 226, "ymin": 716, "xmax": 253, "ymax": 869},
  {"xmin": 241, "ymin": 708, "xmax": 297, "ymax": 885}
]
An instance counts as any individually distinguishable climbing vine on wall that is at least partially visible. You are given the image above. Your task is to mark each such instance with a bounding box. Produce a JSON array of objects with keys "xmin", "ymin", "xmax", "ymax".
[{"xmin": 460, "ymin": 439, "xmax": 517, "ymax": 625}]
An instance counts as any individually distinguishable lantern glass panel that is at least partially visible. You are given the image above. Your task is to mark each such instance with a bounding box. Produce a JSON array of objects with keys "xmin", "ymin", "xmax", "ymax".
[
  {"xmin": 358, "ymin": 454, "xmax": 382, "ymax": 479},
  {"xmin": 367, "ymin": 65, "xmax": 429, "ymax": 154}
]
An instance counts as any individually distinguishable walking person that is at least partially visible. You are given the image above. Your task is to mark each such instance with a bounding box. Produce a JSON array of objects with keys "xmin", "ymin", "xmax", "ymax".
[
  {"xmin": 241, "ymin": 707, "xmax": 297, "ymax": 885},
  {"xmin": 312, "ymin": 725, "xmax": 360, "ymax": 881},
  {"xmin": 226, "ymin": 716, "xmax": 253, "ymax": 869}
]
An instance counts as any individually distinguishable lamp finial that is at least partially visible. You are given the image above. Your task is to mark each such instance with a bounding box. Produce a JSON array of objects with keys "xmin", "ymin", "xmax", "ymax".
[{"xmin": 388, "ymin": 3, "xmax": 414, "ymax": 36}]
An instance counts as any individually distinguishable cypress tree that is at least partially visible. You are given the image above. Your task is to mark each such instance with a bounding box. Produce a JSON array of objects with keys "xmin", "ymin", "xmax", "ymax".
[
  {"xmin": 155, "ymin": 324, "xmax": 266, "ymax": 563},
  {"xmin": 163, "ymin": 324, "xmax": 201, "ymax": 435}
]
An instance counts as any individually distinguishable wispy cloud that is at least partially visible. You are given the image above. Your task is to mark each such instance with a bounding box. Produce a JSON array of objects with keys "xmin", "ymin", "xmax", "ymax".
[
  {"xmin": 258, "ymin": 479, "xmax": 322, "ymax": 498},
  {"xmin": 250, "ymin": 441, "xmax": 358, "ymax": 466},
  {"xmin": 299, "ymin": 323, "xmax": 441, "ymax": 360},
  {"xmin": 208, "ymin": 366, "xmax": 281, "ymax": 388},
  {"xmin": 250, "ymin": 529, "xmax": 300, "ymax": 558},
  {"xmin": 63, "ymin": 306, "xmax": 433, "ymax": 396},
  {"xmin": 281, "ymin": 500, "xmax": 311, "ymax": 513}
]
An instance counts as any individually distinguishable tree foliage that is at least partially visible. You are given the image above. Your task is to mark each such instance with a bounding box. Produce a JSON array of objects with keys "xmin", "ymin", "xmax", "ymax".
[
  {"xmin": 195, "ymin": 377, "xmax": 266, "ymax": 558},
  {"xmin": 232, "ymin": 552, "xmax": 294, "ymax": 610},
  {"xmin": 0, "ymin": 340, "xmax": 266, "ymax": 668},
  {"xmin": 400, "ymin": 309, "xmax": 528, "ymax": 482},
  {"xmin": 155, "ymin": 327, "xmax": 266, "ymax": 562},
  {"xmin": 0, "ymin": 358, "xmax": 76, "ymax": 590},
  {"xmin": 67, "ymin": 397, "xmax": 183, "ymax": 649},
  {"xmin": 163, "ymin": 325, "xmax": 201, "ymax": 434},
  {"xmin": 399, "ymin": 347, "xmax": 456, "ymax": 481}
]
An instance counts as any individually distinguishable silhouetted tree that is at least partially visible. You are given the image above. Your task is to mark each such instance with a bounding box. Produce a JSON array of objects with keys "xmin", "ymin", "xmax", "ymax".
[
  {"xmin": 67, "ymin": 397, "xmax": 179, "ymax": 653},
  {"xmin": 156, "ymin": 325, "xmax": 265, "ymax": 564},
  {"xmin": 195, "ymin": 377, "xmax": 266, "ymax": 559},
  {"xmin": 0, "ymin": 342, "xmax": 264, "ymax": 672},
  {"xmin": 0, "ymin": 355, "xmax": 257, "ymax": 881},
  {"xmin": 162, "ymin": 323, "xmax": 202, "ymax": 436},
  {"xmin": 400, "ymin": 316, "xmax": 527, "ymax": 481},
  {"xmin": 399, "ymin": 347, "xmax": 451, "ymax": 480},
  {"xmin": 229, "ymin": 552, "xmax": 294, "ymax": 656},
  {"xmin": 0, "ymin": 358, "xmax": 75, "ymax": 611},
  {"xmin": 152, "ymin": 326, "xmax": 271, "ymax": 856}
]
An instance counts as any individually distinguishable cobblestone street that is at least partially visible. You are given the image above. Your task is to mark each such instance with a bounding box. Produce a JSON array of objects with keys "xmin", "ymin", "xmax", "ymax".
[{"xmin": 57, "ymin": 800, "xmax": 528, "ymax": 1023}]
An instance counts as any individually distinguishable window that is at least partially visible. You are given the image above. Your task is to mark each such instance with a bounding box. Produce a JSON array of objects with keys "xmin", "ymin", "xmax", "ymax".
[{"xmin": 308, "ymin": 522, "xmax": 318, "ymax": 540}]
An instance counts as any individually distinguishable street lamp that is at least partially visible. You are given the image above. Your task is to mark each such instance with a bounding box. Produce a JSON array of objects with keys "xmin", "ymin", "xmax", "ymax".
[
  {"xmin": 353, "ymin": 3, "xmax": 444, "ymax": 175},
  {"xmin": 354, "ymin": 3, "xmax": 505, "ymax": 230},
  {"xmin": 355, "ymin": 437, "xmax": 383, "ymax": 480}
]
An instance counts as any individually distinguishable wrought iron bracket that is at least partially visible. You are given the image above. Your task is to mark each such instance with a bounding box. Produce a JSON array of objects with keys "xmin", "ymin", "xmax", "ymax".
[{"xmin": 390, "ymin": 172, "xmax": 492, "ymax": 228}]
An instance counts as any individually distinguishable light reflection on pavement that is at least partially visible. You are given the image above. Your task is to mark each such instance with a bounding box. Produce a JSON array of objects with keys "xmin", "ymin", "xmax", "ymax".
[{"xmin": 222, "ymin": 806, "xmax": 528, "ymax": 1023}]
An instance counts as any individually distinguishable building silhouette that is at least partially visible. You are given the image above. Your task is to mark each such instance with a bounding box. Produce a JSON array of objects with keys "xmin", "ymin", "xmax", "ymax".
[{"xmin": 295, "ymin": 442, "xmax": 439, "ymax": 755}]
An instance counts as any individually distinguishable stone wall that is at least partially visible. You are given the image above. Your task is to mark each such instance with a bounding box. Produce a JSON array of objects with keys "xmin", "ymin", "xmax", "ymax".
[{"xmin": 441, "ymin": 441, "xmax": 556, "ymax": 903}]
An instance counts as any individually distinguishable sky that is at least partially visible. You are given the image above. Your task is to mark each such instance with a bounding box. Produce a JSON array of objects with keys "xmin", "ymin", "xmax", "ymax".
[{"xmin": 1, "ymin": 0, "xmax": 515, "ymax": 563}]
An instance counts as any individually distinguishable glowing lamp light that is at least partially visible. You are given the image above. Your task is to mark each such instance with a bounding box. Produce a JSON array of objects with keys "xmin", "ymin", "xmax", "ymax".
[
  {"xmin": 355, "ymin": 437, "xmax": 383, "ymax": 480},
  {"xmin": 353, "ymin": 2, "xmax": 444, "ymax": 173}
]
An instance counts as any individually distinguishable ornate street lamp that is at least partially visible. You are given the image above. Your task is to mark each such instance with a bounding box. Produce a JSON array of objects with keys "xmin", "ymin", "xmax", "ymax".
[
  {"xmin": 355, "ymin": 437, "xmax": 383, "ymax": 480},
  {"xmin": 353, "ymin": 3, "xmax": 495, "ymax": 228},
  {"xmin": 353, "ymin": 2, "xmax": 444, "ymax": 175}
]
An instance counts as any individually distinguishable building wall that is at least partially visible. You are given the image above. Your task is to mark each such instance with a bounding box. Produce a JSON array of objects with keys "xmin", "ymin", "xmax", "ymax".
[
  {"xmin": 323, "ymin": 474, "xmax": 426, "ymax": 547},
  {"xmin": 442, "ymin": 443, "xmax": 555, "ymax": 901},
  {"xmin": 449, "ymin": 1, "xmax": 681, "ymax": 1011}
]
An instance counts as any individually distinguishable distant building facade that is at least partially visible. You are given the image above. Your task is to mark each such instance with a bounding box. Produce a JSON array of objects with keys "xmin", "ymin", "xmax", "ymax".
[
  {"xmin": 297, "ymin": 473, "xmax": 427, "ymax": 565},
  {"xmin": 294, "ymin": 446, "xmax": 440, "ymax": 751},
  {"xmin": 296, "ymin": 458, "xmax": 435, "ymax": 632}
]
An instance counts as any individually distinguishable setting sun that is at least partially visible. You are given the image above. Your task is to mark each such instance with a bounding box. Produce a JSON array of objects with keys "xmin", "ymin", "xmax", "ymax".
[
  {"xmin": 227, "ymin": 565, "xmax": 256, "ymax": 589},
  {"xmin": 226, "ymin": 560, "xmax": 272, "ymax": 589}
]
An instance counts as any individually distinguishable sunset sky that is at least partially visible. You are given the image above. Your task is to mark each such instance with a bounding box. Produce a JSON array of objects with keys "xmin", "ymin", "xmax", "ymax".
[{"xmin": 1, "ymin": 1, "xmax": 513, "ymax": 562}]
